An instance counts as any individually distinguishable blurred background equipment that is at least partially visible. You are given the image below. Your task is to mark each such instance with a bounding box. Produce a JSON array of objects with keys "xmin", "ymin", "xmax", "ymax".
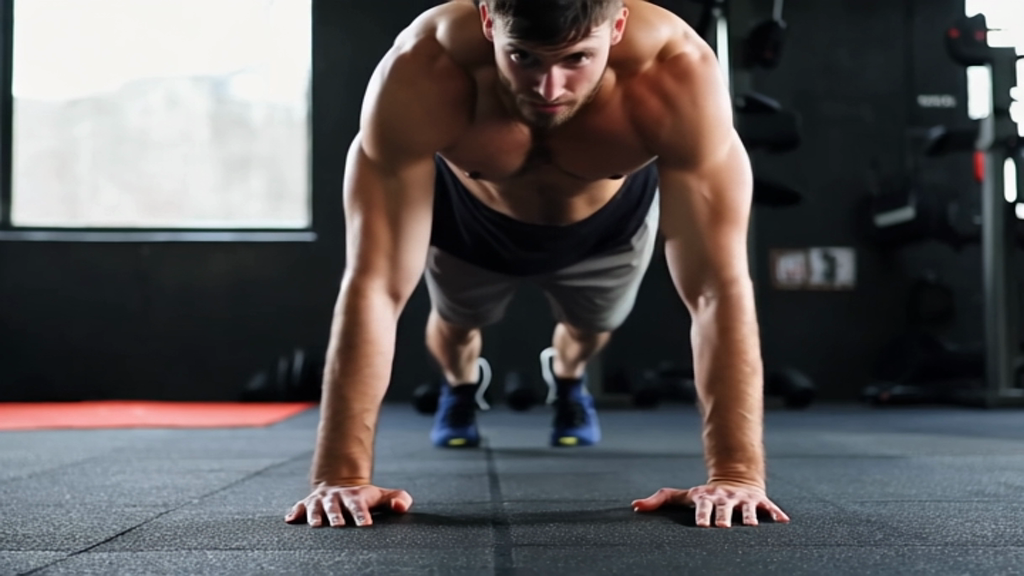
[
  {"xmin": 0, "ymin": 0, "xmax": 1021, "ymax": 411},
  {"xmin": 241, "ymin": 347, "xmax": 324, "ymax": 403},
  {"xmin": 2, "ymin": 1, "xmax": 1024, "ymax": 574}
]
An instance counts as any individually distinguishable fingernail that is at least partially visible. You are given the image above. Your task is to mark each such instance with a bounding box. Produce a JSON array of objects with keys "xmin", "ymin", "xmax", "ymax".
[
  {"xmin": 356, "ymin": 516, "xmax": 365, "ymax": 525},
  {"xmin": 633, "ymin": 507, "xmax": 639, "ymax": 512}
]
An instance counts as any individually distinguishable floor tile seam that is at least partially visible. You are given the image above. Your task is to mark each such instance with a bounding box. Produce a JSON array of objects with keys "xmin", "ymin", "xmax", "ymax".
[
  {"xmin": 761, "ymin": 476, "xmax": 856, "ymax": 513},
  {"xmin": 764, "ymin": 455, "xmax": 910, "ymax": 460},
  {"xmin": 765, "ymin": 454, "xmax": 1024, "ymax": 460},
  {"xmin": 0, "ymin": 453, "xmax": 117, "ymax": 485},
  {"xmin": 493, "ymin": 499, "xmax": 630, "ymax": 504},
  {"xmin": 13, "ymin": 544, "xmax": 1024, "ymax": 555},
  {"xmin": 847, "ymin": 499, "xmax": 1013, "ymax": 503},
  {"xmin": 479, "ymin": 455, "xmax": 924, "ymax": 461},
  {"xmin": 0, "ymin": 441, "xmax": 307, "ymax": 483},
  {"xmin": 484, "ymin": 440, "xmax": 514, "ymax": 574},
  {"xmin": 772, "ymin": 481, "xmax": 979, "ymax": 535},
  {"xmin": 15, "ymin": 451, "xmax": 314, "ymax": 576},
  {"xmin": 505, "ymin": 543, "xmax": 1024, "ymax": 549},
  {"xmin": 16, "ymin": 545, "xmax": 496, "ymax": 553}
]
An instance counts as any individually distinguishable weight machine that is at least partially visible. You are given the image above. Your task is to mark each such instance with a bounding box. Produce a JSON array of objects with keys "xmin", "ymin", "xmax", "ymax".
[
  {"xmin": 944, "ymin": 14, "xmax": 1024, "ymax": 407},
  {"xmin": 866, "ymin": 14, "xmax": 1024, "ymax": 408}
]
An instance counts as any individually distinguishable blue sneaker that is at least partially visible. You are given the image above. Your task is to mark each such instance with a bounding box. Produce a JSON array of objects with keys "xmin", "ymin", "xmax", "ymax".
[
  {"xmin": 430, "ymin": 358, "xmax": 492, "ymax": 448},
  {"xmin": 540, "ymin": 348, "xmax": 601, "ymax": 447}
]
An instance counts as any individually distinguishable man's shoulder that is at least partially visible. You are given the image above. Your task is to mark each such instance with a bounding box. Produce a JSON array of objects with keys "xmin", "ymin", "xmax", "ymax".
[
  {"xmin": 617, "ymin": 6, "xmax": 730, "ymax": 160},
  {"xmin": 394, "ymin": 1, "xmax": 492, "ymax": 75},
  {"xmin": 367, "ymin": 3, "xmax": 480, "ymax": 112},
  {"xmin": 361, "ymin": 3, "xmax": 481, "ymax": 156},
  {"xmin": 614, "ymin": 2, "xmax": 712, "ymax": 81}
]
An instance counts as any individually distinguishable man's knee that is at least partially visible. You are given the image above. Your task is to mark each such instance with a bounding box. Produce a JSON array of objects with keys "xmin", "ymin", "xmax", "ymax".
[
  {"xmin": 429, "ymin": 309, "xmax": 482, "ymax": 344},
  {"xmin": 558, "ymin": 321, "xmax": 613, "ymax": 345}
]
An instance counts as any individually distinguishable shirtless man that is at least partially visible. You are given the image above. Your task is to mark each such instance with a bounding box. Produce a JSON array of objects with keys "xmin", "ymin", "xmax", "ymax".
[{"xmin": 286, "ymin": 0, "xmax": 791, "ymax": 530}]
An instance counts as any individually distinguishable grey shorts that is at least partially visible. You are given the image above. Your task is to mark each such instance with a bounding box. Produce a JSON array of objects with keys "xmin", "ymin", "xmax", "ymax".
[{"xmin": 424, "ymin": 194, "xmax": 660, "ymax": 333}]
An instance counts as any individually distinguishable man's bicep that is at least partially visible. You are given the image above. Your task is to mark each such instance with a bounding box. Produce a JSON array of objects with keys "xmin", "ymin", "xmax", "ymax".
[
  {"xmin": 643, "ymin": 43, "xmax": 753, "ymax": 308},
  {"xmin": 342, "ymin": 38, "xmax": 471, "ymax": 302},
  {"xmin": 342, "ymin": 134, "xmax": 436, "ymax": 307},
  {"xmin": 657, "ymin": 136, "xmax": 754, "ymax": 309},
  {"xmin": 341, "ymin": 52, "xmax": 450, "ymax": 299}
]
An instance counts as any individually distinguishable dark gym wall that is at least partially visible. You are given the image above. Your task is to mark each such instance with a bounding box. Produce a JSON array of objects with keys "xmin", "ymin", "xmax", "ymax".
[
  {"xmin": 0, "ymin": 0, "xmax": 636, "ymax": 404},
  {"xmin": 902, "ymin": 0, "xmax": 983, "ymax": 350},
  {"xmin": 0, "ymin": 0, "xmax": 975, "ymax": 404},
  {"xmin": 0, "ymin": 0, "xmax": 373, "ymax": 402},
  {"xmin": 0, "ymin": 0, "xmax": 480, "ymax": 404},
  {"xmin": 725, "ymin": 0, "xmax": 975, "ymax": 401}
]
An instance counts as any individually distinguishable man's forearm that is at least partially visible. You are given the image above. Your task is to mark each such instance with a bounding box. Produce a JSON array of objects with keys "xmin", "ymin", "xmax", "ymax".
[
  {"xmin": 311, "ymin": 281, "xmax": 401, "ymax": 487},
  {"xmin": 689, "ymin": 280, "xmax": 766, "ymax": 489}
]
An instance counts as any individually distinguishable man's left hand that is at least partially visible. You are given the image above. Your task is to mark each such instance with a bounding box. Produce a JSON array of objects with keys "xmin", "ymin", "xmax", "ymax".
[{"xmin": 631, "ymin": 482, "xmax": 791, "ymax": 528}]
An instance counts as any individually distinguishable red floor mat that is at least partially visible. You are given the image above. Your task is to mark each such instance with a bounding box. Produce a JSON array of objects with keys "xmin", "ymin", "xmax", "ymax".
[{"xmin": 0, "ymin": 401, "xmax": 317, "ymax": 431}]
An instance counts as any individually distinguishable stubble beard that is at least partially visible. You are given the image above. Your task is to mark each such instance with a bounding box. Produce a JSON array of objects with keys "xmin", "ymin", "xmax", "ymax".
[{"xmin": 498, "ymin": 68, "xmax": 607, "ymax": 132}]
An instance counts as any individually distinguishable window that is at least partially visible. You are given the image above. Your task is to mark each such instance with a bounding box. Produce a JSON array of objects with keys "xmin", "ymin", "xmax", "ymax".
[
  {"xmin": 964, "ymin": 0, "xmax": 1022, "ymax": 132},
  {"xmin": 8, "ymin": 0, "xmax": 311, "ymax": 230}
]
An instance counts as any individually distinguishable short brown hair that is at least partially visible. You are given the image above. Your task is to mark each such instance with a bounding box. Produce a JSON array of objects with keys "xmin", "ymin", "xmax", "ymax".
[{"xmin": 477, "ymin": 0, "xmax": 624, "ymax": 46}]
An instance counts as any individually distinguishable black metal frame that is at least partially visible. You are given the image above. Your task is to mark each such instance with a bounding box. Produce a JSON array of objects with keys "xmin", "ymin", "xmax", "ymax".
[
  {"xmin": 974, "ymin": 47, "xmax": 1024, "ymax": 407},
  {"xmin": 0, "ymin": 0, "xmax": 315, "ymax": 239}
]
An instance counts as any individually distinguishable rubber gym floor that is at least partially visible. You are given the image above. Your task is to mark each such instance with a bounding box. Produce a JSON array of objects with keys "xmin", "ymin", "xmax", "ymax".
[{"xmin": 3, "ymin": 403, "xmax": 1024, "ymax": 576}]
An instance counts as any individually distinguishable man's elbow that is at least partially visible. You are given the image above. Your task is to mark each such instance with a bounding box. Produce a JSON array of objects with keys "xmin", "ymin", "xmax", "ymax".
[
  {"xmin": 337, "ymin": 269, "xmax": 419, "ymax": 322},
  {"xmin": 680, "ymin": 272, "xmax": 754, "ymax": 316}
]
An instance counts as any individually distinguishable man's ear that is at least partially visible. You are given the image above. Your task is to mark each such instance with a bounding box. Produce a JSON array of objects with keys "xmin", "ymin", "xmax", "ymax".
[
  {"xmin": 610, "ymin": 7, "xmax": 629, "ymax": 45},
  {"xmin": 480, "ymin": 1, "xmax": 495, "ymax": 42}
]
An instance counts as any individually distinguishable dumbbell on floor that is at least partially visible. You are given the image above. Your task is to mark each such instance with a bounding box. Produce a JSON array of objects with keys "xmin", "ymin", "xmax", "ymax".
[
  {"xmin": 241, "ymin": 348, "xmax": 324, "ymax": 403},
  {"xmin": 632, "ymin": 369, "xmax": 663, "ymax": 409},
  {"xmin": 627, "ymin": 362, "xmax": 815, "ymax": 410},
  {"xmin": 630, "ymin": 362, "xmax": 698, "ymax": 409},
  {"xmin": 412, "ymin": 380, "xmax": 441, "ymax": 415},
  {"xmin": 504, "ymin": 371, "xmax": 541, "ymax": 412},
  {"xmin": 765, "ymin": 367, "xmax": 816, "ymax": 409}
]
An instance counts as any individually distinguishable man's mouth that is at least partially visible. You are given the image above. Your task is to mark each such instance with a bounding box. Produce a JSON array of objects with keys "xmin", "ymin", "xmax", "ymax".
[{"xmin": 526, "ymin": 101, "xmax": 567, "ymax": 114}]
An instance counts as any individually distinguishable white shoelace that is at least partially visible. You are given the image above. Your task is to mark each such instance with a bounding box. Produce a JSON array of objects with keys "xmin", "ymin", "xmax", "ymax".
[
  {"xmin": 540, "ymin": 347, "xmax": 593, "ymax": 404},
  {"xmin": 474, "ymin": 357, "xmax": 493, "ymax": 411},
  {"xmin": 539, "ymin": 347, "xmax": 558, "ymax": 405}
]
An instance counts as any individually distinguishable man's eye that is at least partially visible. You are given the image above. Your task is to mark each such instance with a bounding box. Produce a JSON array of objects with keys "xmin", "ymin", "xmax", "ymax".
[{"xmin": 510, "ymin": 51, "xmax": 534, "ymax": 64}]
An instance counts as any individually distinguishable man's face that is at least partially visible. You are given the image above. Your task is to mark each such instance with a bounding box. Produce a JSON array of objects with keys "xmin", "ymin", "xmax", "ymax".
[{"xmin": 483, "ymin": 9, "xmax": 627, "ymax": 129}]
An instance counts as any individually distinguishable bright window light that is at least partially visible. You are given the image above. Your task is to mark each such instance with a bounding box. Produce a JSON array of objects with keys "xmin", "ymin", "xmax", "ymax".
[{"xmin": 10, "ymin": 0, "xmax": 312, "ymax": 229}]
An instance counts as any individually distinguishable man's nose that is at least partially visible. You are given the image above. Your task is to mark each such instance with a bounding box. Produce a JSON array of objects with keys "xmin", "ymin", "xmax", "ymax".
[{"xmin": 535, "ymin": 69, "xmax": 567, "ymax": 102}]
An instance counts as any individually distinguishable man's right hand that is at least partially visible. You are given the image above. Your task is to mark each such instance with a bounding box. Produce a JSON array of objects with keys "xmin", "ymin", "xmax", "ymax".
[{"xmin": 285, "ymin": 483, "xmax": 414, "ymax": 528}]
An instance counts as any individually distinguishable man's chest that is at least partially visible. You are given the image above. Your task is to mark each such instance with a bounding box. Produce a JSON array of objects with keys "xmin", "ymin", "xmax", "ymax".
[{"xmin": 441, "ymin": 91, "xmax": 655, "ymax": 184}]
